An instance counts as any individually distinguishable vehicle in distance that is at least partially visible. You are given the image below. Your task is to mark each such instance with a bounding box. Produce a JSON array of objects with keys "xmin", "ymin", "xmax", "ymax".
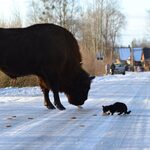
[{"xmin": 113, "ymin": 63, "xmax": 126, "ymax": 75}]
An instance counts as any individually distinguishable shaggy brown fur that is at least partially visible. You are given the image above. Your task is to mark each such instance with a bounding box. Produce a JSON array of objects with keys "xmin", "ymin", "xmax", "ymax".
[{"xmin": 0, "ymin": 24, "xmax": 94, "ymax": 110}]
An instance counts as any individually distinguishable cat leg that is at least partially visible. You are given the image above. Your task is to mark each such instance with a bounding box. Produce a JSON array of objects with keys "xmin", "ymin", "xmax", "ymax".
[
  {"xmin": 118, "ymin": 112, "xmax": 124, "ymax": 115},
  {"xmin": 111, "ymin": 112, "xmax": 114, "ymax": 115}
]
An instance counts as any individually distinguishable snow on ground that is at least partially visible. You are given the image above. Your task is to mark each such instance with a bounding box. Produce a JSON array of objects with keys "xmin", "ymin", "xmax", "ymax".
[{"xmin": 0, "ymin": 72, "xmax": 150, "ymax": 150}]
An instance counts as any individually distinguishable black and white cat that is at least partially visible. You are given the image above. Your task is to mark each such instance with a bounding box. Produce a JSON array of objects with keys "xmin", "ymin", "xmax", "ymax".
[{"xmin": 102, "ymin": 102, "xmax": 131, "ymax": 115}]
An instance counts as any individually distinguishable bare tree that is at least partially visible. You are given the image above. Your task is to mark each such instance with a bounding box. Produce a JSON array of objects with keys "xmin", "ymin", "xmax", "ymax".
[
  {"xmin": 80, "ymin": 0, "xmax": 125, "ymax": 56},
  {"xmin": 109, "ymin": 10, "xmax": 125, "ymax": 49},
  {"xmin": 29, "ymin": 0, "xmax": 81, "ymax": 35},
  {"xmin": 29, "ymin": 0, "xmax": 56, "ymax": 24}
]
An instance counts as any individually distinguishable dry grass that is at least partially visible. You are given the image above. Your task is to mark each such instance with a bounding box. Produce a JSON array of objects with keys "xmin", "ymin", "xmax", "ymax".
[
  {"xmin": 0, "ymin": 72, "xmax": 38, "ymax": 88},
  {"xmin": 80, "ymin": 47, "xmax": 112, "ymax": 76}
]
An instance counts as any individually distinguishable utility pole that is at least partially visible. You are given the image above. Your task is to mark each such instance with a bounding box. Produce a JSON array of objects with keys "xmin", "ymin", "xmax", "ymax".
[{"xmin": 130, "ymin": 43, "xmax": 134, "ymax": 71}]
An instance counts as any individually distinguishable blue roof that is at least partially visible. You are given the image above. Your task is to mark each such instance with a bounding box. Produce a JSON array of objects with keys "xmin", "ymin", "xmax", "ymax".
[
  {"xmin": 119, "ymin": 47, "xmax": 130, "ymax": 60},
  {"xmin": 133, "ymin": 48, "xmax": 143, "ymax": 61}
]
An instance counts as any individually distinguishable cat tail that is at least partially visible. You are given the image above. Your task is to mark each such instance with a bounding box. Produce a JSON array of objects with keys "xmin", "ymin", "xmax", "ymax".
[{"xmin": 126, "ymin": 110, "xmax": 131, "ymax": 114}]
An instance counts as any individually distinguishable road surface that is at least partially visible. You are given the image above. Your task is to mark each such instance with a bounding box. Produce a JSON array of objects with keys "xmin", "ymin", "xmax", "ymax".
[{"xmin": 0, "ymin": 72, "xmax": 150, "ymax": 150}]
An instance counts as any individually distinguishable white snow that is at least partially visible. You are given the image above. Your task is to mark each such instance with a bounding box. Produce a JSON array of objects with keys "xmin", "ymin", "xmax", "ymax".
[{"xmin": 0, "ymin": 72, "xmax": 150, "ymax": 150}]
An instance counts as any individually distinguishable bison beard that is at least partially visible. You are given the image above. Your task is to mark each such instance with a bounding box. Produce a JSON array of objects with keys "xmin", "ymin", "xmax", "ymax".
[{"xmin": 0, "ymin": 23, "xmax": 94, "ymax": 110}]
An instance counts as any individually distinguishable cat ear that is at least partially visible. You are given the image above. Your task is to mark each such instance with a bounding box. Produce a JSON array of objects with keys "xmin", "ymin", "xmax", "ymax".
[{"xmin": 102, "ymin": 106, "xmax": 104, "ymax": 108}]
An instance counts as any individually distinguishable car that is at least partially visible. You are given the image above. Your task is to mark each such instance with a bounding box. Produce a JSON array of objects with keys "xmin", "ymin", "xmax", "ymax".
[{"xmin": 111, "ymin": 63, "xmax": 126, "ymax": 75}]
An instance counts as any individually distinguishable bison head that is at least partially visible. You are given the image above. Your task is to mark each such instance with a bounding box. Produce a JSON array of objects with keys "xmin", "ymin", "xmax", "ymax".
[{"xmin": 66, "ymin": 70, "xmax": 95, "ymax": 106}]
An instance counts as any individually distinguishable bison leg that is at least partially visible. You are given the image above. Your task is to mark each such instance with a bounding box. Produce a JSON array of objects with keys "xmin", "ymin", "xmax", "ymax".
[
  {"xmin": 42, "ymin": 88, "xmax": 56, "ymax": 109},
  {"xmin": 40, "ymin": 73, "xmax": 66, "ymax": 110},
  {"xmin": 53, "ymin": 90, "xmax": 66, "ymax": 110},
  {"xmin": 38, "ymin": 77, "xmax": 55, "ymax": 109}
]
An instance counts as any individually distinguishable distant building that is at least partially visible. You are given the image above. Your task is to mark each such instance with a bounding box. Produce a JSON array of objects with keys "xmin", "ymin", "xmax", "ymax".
[
  {"xmin": 133, "ymin": 48, "xmax": 143, "ymax": 71},
  {"xmin": 142, "ymin": 48, "xmax": 150, "ymax": 71},
  {"xmin": 118, "ymin": 47, "xmax": 131, "ymax": 62},
  {"xmin": 133, "ymin": 48, "xmax": 143, "ymax": 62},
  {"xmin": 115, "ymin": 47, "xmax": 150, "ymax": 71}
]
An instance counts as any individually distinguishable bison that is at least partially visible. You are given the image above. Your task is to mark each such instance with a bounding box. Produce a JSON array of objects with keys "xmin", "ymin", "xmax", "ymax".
[{"xmin": 0, "ymin": 23, "xmax": 94, "ymax": 110}]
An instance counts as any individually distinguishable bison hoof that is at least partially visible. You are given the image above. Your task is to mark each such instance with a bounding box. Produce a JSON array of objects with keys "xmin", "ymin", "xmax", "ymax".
[
  {"xmin": 56, "ymin": 105, "xmax": 66, "ymax": 110},
  {"xmin": 46, "ymin": 105, "xmax": 56, "ymax": 109}
]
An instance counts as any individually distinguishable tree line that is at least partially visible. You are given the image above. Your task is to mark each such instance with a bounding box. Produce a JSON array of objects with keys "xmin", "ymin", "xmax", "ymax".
[{"xmin": 0, "ymin": 0, "xmax": 125, "ymax": 87}]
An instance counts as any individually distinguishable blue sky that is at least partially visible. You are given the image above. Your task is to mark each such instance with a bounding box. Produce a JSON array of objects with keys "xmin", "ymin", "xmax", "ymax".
[
  {"xmin": 120, "ymin": 0, "xmax": 150, "ymax": 45},
  {"xmin": 0, "ymin": 0, "xmax": 150, "ymax": 46}
]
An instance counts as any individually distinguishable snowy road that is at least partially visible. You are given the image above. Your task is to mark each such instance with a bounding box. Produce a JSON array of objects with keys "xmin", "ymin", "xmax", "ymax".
[{"xmin": 0, "ymin": 72, "xmax": 150, "ymax": 150}]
